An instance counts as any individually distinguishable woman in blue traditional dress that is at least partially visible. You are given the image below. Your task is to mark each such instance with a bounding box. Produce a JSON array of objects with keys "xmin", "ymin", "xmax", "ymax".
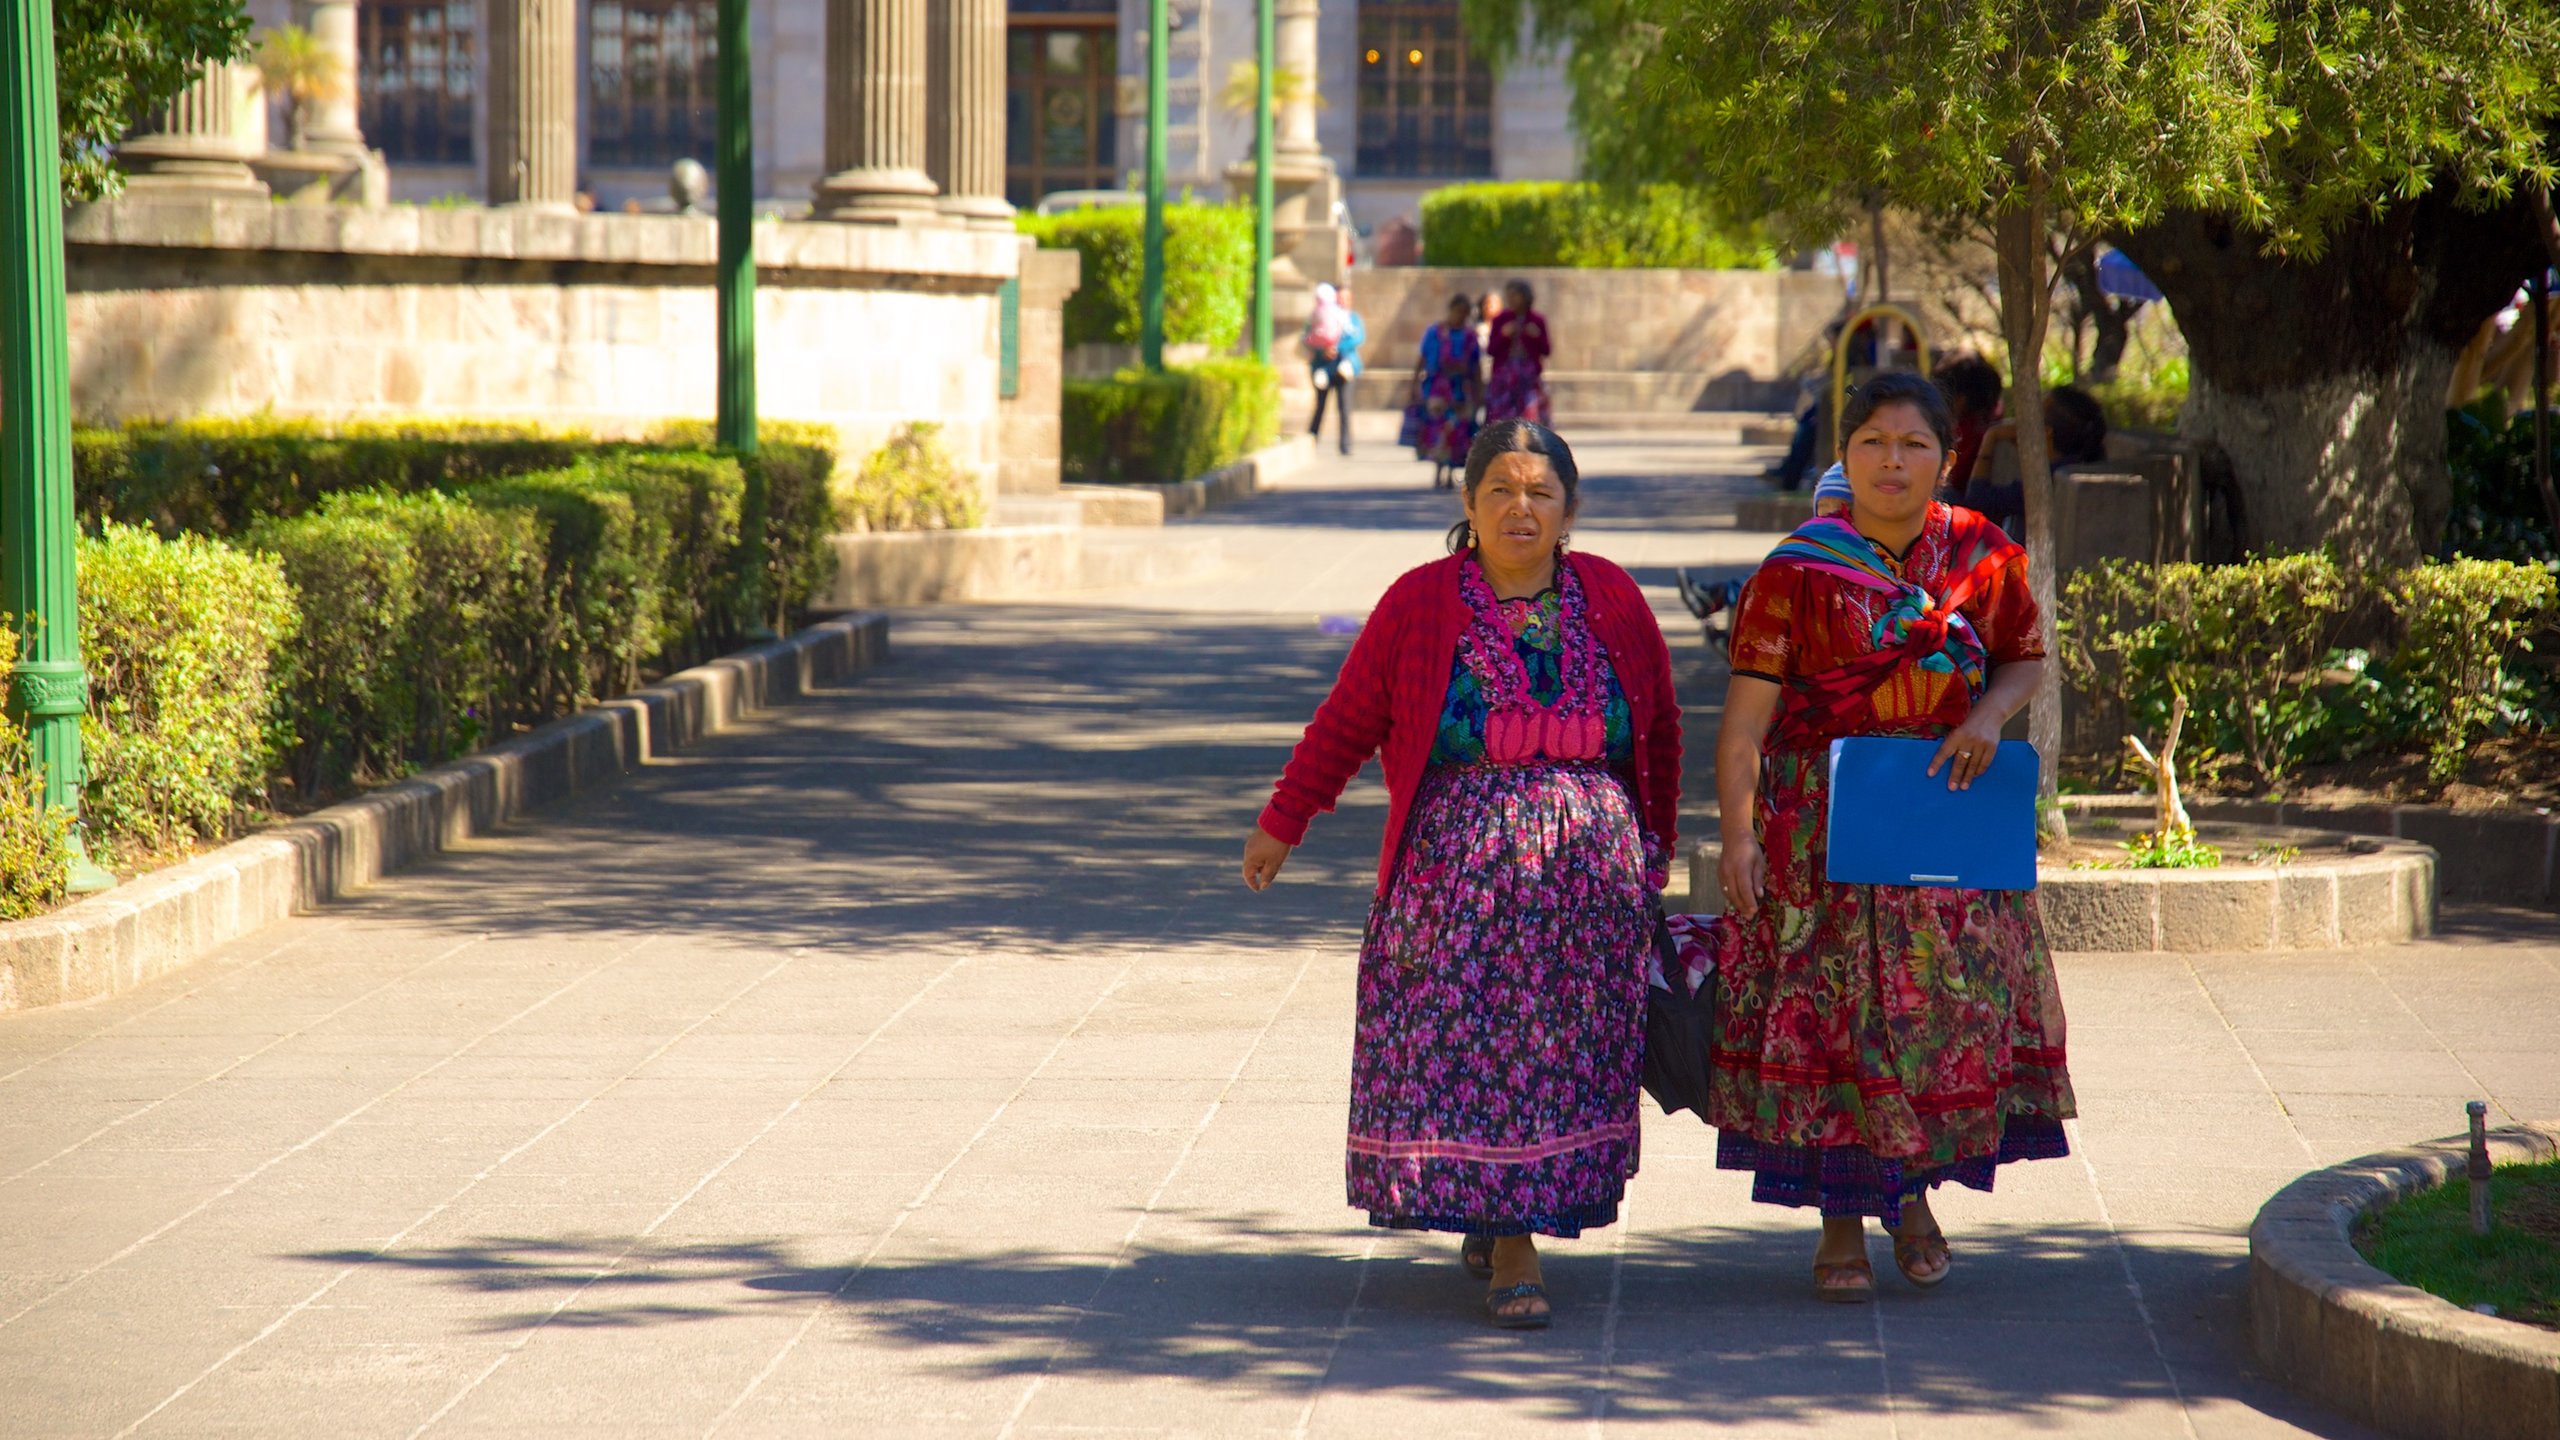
[{"xmin": 1401, "ymin": 293, "xmax": 1485, "ymax": 490}]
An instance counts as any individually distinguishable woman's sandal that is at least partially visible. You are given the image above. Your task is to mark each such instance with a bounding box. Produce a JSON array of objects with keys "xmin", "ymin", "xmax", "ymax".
[
  {"xmin": 1485, "ymin": 1281, "xmax": 1552, "ymax": 1330},
  {"xmin": 1460, "ymin": 1234, "xmax": 1496, "ymax": 1278},
  {"xmin": 1812, "ymin": 1257, "xmax": 1876, "ymax": 1304},
  {"xmin": 1892, "ymin": 1227, "xmax": 1952, "ymax": 1289}
]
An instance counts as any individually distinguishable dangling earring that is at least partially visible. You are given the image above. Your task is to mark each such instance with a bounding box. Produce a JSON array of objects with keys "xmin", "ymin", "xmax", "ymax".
[{"xmin": 1557, "ymin": 531, "xmax": 1572, "ymax": 554}]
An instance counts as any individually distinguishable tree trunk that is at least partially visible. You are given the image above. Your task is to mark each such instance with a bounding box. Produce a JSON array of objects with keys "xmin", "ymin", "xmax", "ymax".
[
  {"xmin": 2113, "ymin": 187, "xmax": 2541, "ymax": 567},
  {"xmin": 1993, "ymin": 184, "xmax": 2064, "ymax": 839}
]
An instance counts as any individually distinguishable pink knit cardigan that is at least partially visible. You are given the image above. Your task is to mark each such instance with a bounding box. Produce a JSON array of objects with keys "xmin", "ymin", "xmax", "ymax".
[{"xmin": 1257, "ymin": 550, "xmax": 1682, "ymax": 895}]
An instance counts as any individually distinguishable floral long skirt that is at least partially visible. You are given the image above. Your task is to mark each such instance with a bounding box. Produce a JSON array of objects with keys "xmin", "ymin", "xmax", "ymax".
[
  {"xmin": 1485, "ymin": 358, "xmax": 1550, "ymax": 425},
  {"xmin": 1706, "ymin": 743, "xmax": 2076, "ymax": 1225},
  {"xmin": 1401, "ymin": 373, "xmax": 1478, "ymax": 462},
  {"xmin": 1347, "ymin": 762, "xmax": 1650, "ymax": 1237}
]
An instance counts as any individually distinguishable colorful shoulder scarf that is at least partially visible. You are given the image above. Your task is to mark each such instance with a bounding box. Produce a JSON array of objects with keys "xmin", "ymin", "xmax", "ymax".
[{"xmin": 1761, "ymin": 508, "xmax": 2017, "ymax": 741}]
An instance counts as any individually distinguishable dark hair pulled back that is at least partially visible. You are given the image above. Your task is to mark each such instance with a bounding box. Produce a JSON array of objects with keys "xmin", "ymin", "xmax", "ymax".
[
  {"xmin": 1838, "ymin": 370, "xmax": 1956, "ymax": 452},
  {"xmin": 1444, "ymin": 418, "xmax": 1580, "ymax": 553}
]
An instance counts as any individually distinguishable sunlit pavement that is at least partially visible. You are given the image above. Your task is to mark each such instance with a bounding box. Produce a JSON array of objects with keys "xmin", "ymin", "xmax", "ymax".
[{"xmin": 0, "ymin": 412, "xmax": 2551, "ymax": 1436}]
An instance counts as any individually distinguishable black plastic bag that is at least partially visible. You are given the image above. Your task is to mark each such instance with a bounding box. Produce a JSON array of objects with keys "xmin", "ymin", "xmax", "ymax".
[{"xmin": 1640, "ymin": 913, "xmax": 1720, "ymax": 1119}]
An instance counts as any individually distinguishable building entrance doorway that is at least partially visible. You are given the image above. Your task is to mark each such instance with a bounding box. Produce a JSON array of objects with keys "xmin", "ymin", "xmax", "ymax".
[{"xmin": 1005, "ymin": 12, "xmax": 1119, "ymax": 207}]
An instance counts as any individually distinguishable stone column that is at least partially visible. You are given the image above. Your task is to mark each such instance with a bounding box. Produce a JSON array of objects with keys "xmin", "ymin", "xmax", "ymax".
[
  {"xmin": 927, "ymin": 0, "xmax": 1012, "ymax": 228},
  {"xmin": 1276, "ymin": 0, "xmax": 1322, "ymax": 156},
  {"xmin": 300, "ymin": 0, "xmax": 366, "ymax": 156},
  {"xmin": 812, "ymin": 0, "xmax": 940, "ymax": 223},
  {"xmin": 117, "ymin": 60, "xmax": 270, "ymax": 199},
  {"xmin": 485, "ymin": 0, "xmax": 578, "ymax": 208}
]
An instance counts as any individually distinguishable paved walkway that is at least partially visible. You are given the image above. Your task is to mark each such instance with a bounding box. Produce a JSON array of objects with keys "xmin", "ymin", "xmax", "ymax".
[{"xmin": 2, "ymin": 417, "xmax": 2555, "ymax": 1437}]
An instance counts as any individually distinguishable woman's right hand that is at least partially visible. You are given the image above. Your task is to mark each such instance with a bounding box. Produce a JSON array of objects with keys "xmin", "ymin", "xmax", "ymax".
[
  {"xmin": 1242, "ymin": 826, "xmax": 1294, "ymax": 891},
  {"xmin": 1719, "ymin": 834, "xmax": 1768, "ymax": 919}
]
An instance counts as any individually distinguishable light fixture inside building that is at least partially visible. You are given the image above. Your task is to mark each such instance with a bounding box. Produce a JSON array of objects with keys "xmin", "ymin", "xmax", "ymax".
[
  {"xmin": 1406, "ymin": 48, "xmax": 1422, "ymax": 65},
  {"xmin": 1365, "ymin": 48, "xmax": 1380, "ymax": 64}
]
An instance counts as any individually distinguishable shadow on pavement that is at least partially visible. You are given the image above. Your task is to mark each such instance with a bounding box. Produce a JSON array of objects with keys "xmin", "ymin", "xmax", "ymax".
[{"xmin": 287, "ymin": 1220, "xmax": 2367, "ymax": 1435}]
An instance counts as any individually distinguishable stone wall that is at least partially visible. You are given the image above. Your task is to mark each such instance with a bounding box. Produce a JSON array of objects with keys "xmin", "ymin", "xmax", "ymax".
[
  {"xmin": 998, "ymin": 244, "xmax": 1081, "ymax": 495},
  {"xmin": 64, "ymin": 198, "xmax": 1057, "ymax": 504},
  {"xmin": 1347, "ymin": 265, "xmax": 1847, "ymax": 411}
]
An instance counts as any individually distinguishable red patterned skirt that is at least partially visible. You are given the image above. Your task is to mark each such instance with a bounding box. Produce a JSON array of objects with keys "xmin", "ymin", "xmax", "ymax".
[{"xmin": 1706, "ymin": 743, "xmax": 2076, "ymax": 1223}]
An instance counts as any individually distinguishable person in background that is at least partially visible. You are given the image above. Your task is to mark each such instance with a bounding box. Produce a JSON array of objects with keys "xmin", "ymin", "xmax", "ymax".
[
  {"xmin": 1932, "ymin": 355, "xmax": 2005, "ymax": 496},
  {"xmin": 1307, "ymin": 284, "xmax": 1367, "ymax": 456},
  {"xmin": 1967, "ymin": 384, "xmax": 2108, "ymax": 539},
  {"xmin": 1401, "ymin": 293, "xmax": 1484, "ymax": 489},
  {"xmin": 1485, "ymin": 280, "xmax": 1553, "ymax": 425}
]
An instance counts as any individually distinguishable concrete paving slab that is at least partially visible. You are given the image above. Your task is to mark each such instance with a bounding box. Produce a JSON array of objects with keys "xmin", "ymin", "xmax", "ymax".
[{"xmin": 0, "ymin": 429, "xmax": 2541, "ymax": 1436}]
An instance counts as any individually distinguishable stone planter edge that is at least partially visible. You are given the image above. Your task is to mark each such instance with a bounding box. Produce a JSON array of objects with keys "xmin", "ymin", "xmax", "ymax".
[
  {"xmin": 1098, "ymin": 433, "xmax": 1317, "ymax": 517},
  {"xmin": 2249, "ymin": 1121, "xmax": 2560, "ymax": 1440},
  {"xmin": 2072, "ymin": 794, "xmax": 2556, "ymax": 910},
  {"xmin": 0, "ymin": 613, "xmax": 890, "ymax": 1014}
]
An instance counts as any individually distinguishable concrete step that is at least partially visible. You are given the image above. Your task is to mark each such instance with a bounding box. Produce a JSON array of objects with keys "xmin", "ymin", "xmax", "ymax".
[{"xmin": 1357, "ymin": 370, "xmax": 1796, "ymax": 415}]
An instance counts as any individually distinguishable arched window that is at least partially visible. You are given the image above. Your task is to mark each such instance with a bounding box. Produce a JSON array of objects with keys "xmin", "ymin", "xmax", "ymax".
[{"xmin": 1356, "ymin": 2, "xmax": 1492, "ymax": 178}]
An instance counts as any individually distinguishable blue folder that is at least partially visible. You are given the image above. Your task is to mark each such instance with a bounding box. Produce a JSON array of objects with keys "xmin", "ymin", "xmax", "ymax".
[{"xmin": 1824, "ymin": 736, "xmax": 2039, "ymax": 891}]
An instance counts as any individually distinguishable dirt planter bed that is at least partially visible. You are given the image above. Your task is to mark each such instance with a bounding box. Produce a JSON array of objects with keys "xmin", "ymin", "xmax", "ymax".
[
  {"xmin": 1684, "ymin": 817, "xmax": 2435, "ymax": 953},
  {"xmin": 2250, "ymin": 1122, "xmax": 2560, "ymax": 1440}
]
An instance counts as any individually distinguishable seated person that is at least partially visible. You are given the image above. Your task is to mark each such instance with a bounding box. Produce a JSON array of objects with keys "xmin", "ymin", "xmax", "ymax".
[
  {"xmin": 1933, "ymin": 355, "xmax": 2006, "ymax": 495},
  {"xmin": 1966, "ymin": 385, "xmax": 2107, "ymax": 539}
]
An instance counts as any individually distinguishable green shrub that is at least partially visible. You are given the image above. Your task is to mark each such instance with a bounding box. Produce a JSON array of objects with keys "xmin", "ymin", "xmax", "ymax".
[
  {"xmin": 2086, "ymin": 356, "xmax": 2189, "ymax": 434},
  {"xmin": 74, "ymin": 415, "xmax": 590, "ymax": 536},
  {"xmin": 1061, "ymin": 358, "xmax": 1281, "ymax": 485},
  {"xmin": 242, "ymin": 509, "xmax": 420, "ymax": 796},
  {"xmin": 833, "ymin": 423, "xmax": 983, "ymax": 533},
  {"xmin": 645, "ymin": 419, "xmax": 840, "ymax": 628},
  {"xmin": 1018, "ymin": 203, "xmax": 1256, "ymax": 349},
  {"xmin": 310, "ymin": 491, "xmax": 547, "ymax": 757},
  {"xmin": 2391, "ymin": 558, "xmax": 2559, "ymax": 780},
  {"xmin": 1418, "ymin": 182, "xmax": 1779, "ymax": 270},
  {"xmin": 0, "ymin": 694, "xmax": 69, "ymax": 920},
  {"xmin": 76, "ymin": 525, "xmax": 297, "ymax": 859},
  {"xmin": 2444, "ymin": 399, "xmax": 2560, "ymax": 564},
  {"xmin": 2061, "ymin": 553, "xmax": 2558, "ymax": 789},
  {"xmin": 469, "ymin": 470, "xmax": 649, "ymax": 708}
]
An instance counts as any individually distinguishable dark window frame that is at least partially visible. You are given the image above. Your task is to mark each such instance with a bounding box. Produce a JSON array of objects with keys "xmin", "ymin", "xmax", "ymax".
[
  {"xmin": 1355, "ymin": 2, "xmax": 1494, "ymax": 179},
  {"xmin": 1003, "ymin": 16, "xmax": 1120, "ymax": 209},
  {"xmin": 588, "ymin": 0, "xmax": 720, "ymax": 170},
  {"xmin": 359, "ymin": 0, "xmax": 476, "ymax": 167}
]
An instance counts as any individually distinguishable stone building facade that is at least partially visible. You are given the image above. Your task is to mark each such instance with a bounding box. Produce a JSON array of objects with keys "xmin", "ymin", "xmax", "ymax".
[{"xmin": 327, "ymin": 0, "xmax": 1571, "ymax": 230}]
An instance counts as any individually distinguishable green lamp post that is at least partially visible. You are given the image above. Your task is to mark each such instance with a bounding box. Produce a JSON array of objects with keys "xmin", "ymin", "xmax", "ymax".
[
  {"xmin": 1, "ymin": 0, "xmax": 113, "ymax": 894},
  {"xmin": 713, "ymin": 0, "xmax": 771, "ymax": 630},
  {"xmin": 1252, "ymin": 0, "xmax": 1274, "ymax": 364},
  {"xmin": 1139, "ymin": 0, "xmax": 1168, "ymax": 371}
]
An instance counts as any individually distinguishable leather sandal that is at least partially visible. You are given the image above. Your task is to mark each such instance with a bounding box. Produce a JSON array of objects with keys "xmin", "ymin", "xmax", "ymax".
[
  {"xmin": 1812, "ymin": 1256, "xmax": 1875, "ymax": 1304},
  {"xmin": 1892, "ymin": 1227, "xmax": 1952, "ymax": 1288},
  {"xmin": 1485, "ymin": 1281, "xmax": 1552, "ymax": 1330},
  {"xmin": 1460, "ymin": 1233, "xmax": 1496, "ymax": 1278}
]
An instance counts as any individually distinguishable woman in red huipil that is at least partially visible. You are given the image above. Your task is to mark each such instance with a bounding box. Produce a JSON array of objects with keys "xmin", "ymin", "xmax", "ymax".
[
  {"xmin": 1242, "ymin": 419, "xmax": 1680, "ymax": 1332},
  {"xmin": 1484, "ymin": 280, "xmax": 1553, "ymax": 425}
]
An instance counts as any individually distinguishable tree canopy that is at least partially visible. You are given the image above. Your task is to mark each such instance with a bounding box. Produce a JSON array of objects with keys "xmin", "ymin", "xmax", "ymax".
[{"xmin": 54, "ymin": 0, "xmax": 252, "ymax": 202}]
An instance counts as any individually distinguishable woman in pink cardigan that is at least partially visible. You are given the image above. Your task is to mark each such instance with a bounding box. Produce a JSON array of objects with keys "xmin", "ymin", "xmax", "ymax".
[{"xmin": 1242, "ymin": 419, "xmax": 1681, "ymax": 1329}]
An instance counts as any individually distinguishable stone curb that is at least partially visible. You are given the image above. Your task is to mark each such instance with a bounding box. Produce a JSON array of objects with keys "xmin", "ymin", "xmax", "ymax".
[
  {"xmin": 1105, "ymin": 434, "xmax": 1317, "ymax": 518},
  {"xmin": 0, "ymin": 614, "xmax": 890, "ymax": 1014},
  {"xmin": 1681, "ymin": 829, "xmax": 2437, "ymax": 953},
  {"xmin": 2250, "ymin": 1122, "xmax": 2560, "ymax": 1440},
  {"xmin": 2075, "ymin": 794, "xmax": 2557, "ymax": 911}
]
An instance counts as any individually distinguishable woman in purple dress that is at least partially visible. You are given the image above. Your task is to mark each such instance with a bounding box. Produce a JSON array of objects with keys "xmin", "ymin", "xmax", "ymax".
[
  {"xmin": 1484, "ymin": 280, "xmax": 1552, "ymax": 425},
  {"xmin": 1400, "ymin": 294, "xmax": 1484, "ymax": 490}
]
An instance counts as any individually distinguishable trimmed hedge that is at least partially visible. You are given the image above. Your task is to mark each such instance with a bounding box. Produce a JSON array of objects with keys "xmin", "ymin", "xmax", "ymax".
[
  {"xmin": 77, "ymin": 525, "xmax": 298, "ymax": 862},
  {"xmin": 72, "ymin": 415, "xmax": 838, "ymax": 625},
  {"xmin": 1062, "ymin": 359, "xmax": 1281, "ymax": 485},
  {"xmin": 1018, "ymin": 203, "xmax": 1256, "ymax": 350},
  {"xmin": 1418, "ymin": 182, "xmax": 1779, "ymax": 270}
]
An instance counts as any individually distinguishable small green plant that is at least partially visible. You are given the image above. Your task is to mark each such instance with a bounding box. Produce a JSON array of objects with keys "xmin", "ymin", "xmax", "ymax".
[
  {"xmin": 0, "ymin": 622, "xmax": 70, "ymax": 918},
  {"xmin": 2117, "ymin": 828, "xmax": 2223, "ymax": 869},
  {"xmin": 833, "ymin": 422, "xmax": 983, "ymax": 533},
  {"xmin": 2246, "ymin": 842, "xmax": 2302, "ymax": 865},
  {"xmin": 2086, "ymin": 356, "xmax": 2189, "ymax": 433}
]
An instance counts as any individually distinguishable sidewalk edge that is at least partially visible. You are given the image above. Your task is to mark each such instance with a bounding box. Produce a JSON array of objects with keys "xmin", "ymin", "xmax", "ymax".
[{"xmin": 0, "ymin": 613, "xmax": 890, "ymax": 1014}]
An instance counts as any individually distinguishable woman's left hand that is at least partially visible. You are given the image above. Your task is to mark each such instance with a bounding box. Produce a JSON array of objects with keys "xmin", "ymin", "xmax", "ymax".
[{"xmin": 1927, "ymin": 707, "xmax": 2008, "ymax": 791}]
